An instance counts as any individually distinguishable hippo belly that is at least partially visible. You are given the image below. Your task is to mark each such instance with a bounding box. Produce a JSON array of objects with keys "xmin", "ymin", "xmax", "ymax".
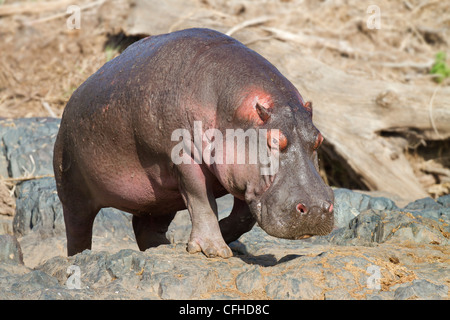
[{"xmin": 88, "ymin": 163, "xmax": 185, "ymax": 216}]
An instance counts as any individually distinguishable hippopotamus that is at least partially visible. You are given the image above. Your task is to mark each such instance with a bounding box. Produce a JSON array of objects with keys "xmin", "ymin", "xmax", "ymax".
[{"xmin": 53, "ymin": 28, "xmax": 334, "ymax": 258}]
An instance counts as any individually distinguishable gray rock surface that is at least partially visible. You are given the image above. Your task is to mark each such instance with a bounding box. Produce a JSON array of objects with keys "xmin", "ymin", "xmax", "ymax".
[
  {"xmin": 0, "ymin": 118, "xmax": 59, "ymax": 179},
  {"xmin": 329, "ymin": 208, "xmax": 450, "ymax": 246},
  {"xmin": 0, "ymin": 118, "xmax": 448, "ymax": 300},
  {"xmin": 332, "ymin": 188, "xmax": 398, "ymax": 228},
  {"xmin": 0, "ymin": 235, "xmax": 23, "ymax": 265},
  {"xmin": 393, "ymin": 279, "xmax": 448, "ymax": 300}
]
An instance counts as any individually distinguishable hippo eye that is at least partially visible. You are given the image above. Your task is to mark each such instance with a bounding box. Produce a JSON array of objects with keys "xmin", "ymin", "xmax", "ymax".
[
  {"xmin": 267, "ymin": 130, "xmax": 288, "ymax": 151},
  {"xmin": 314, "ymin": 133, "xmax": 323, "ymax": 150}
]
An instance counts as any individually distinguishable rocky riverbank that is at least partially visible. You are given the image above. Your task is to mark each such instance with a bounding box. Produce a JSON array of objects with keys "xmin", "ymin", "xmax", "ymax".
[{"xmin": 0, "ymin": 118, "xmax": 448, "ymax": 300}]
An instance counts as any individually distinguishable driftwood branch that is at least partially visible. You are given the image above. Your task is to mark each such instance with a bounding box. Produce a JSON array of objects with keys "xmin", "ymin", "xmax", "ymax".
[
  {"xmin": 1, "ymin": 174, "xmax": 55, "ymax": 186},
  {"xmin": 23, "ymin": 0, "xmax": 105, "ymax": 25},
  {"xmin": 0, "ymin": 0, "xmax": 73, "ymax": 16},
  {"xmin": 225, "ymin": 16, "xmax": 276, "ymax": 37}
]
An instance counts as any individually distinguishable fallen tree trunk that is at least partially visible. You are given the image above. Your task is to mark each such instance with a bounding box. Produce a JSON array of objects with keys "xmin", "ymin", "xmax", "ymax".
[{"xmin": 116, "ymin": 0, "xmax": 450, "ymax": 201}]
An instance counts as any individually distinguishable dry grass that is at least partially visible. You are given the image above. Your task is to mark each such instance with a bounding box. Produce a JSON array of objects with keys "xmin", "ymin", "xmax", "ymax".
[{"xmin": 1, "ymin": 0, "xmax": 448, "ymax": 119}]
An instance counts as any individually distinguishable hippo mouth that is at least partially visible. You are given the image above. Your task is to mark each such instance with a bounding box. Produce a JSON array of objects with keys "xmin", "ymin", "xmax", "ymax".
[
  {"xmin": 262, "ymin": 173, "xmax": 275, "ymax": 192},
  {"xmin": 296, "ymin": 234, "xmax": 313, "ymax": 240},
  {"xmin": 247, "ymin": 172, "xmax": 276, "ymax": 216}
]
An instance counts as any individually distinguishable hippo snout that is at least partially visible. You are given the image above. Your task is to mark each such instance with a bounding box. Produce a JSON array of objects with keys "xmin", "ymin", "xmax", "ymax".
[{"xmin": 249, "ymin": 184, "xmax": 335, "ymax": 240}]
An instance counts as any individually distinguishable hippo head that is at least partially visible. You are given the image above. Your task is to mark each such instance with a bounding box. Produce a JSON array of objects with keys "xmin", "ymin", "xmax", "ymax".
[{"xmin": 215, "ymin": 87, "xmax": 334, "ymax": 240}]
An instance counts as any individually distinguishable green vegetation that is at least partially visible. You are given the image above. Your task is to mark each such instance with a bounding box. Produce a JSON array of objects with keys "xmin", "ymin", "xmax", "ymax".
[{"xmin": 430, "ymin": 51, "xmax": 450, "ymax": 83}]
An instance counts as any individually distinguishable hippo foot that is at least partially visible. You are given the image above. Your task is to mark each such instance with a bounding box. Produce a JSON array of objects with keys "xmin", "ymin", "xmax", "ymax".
[{"xmin": 187, "ymin": 237, "xmax": 233, "ymax": 258}]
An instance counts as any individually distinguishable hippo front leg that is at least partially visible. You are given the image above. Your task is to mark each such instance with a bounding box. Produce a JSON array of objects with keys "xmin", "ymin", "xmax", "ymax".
[
  {"xmin": 176, "ymin": 163, "xmax": 233, "ymax": 258},
  {"xmin": 219, "ymin": 197, "xmax": 256, "ymax": 243}
]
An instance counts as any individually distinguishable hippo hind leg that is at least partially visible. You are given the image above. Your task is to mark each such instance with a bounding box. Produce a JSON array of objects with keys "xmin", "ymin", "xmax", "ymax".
[
  {"xmin": 219, "ymin": 197, "xmax": 256, "ymax": 243},
  {"xmin": 62, "ymin": 198, "xmax": 99, "ymax": 256},
  {"xmin": 132, "ymin": 212, "xmax": 177, "ymax": 251},
  {"xmin": 54, "ymin": 133, "xmax": 100, "ymax": 256},
  {"xmin": 55, "ymin": 162, "xmax": 99, "ymax": 256}
]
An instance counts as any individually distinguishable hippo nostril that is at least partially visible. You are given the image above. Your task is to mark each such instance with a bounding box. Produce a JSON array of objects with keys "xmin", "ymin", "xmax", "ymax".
[
  {"xmin": 323, "ymin": 202, "xmax": 333, "ymax": 213},
  {"xmin": 296, "ymin": 203, "xmax": 308, "ymax": 214}
]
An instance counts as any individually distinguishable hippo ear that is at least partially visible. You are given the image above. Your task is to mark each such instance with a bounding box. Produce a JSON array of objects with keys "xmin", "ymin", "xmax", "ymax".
[
  {"xmin": 256, "ymin": 102, "xmax": 271, "ymax": 123},
  {"xmin": 304, "ymin": 101, "xmax": 313, "ymax": 116}
]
